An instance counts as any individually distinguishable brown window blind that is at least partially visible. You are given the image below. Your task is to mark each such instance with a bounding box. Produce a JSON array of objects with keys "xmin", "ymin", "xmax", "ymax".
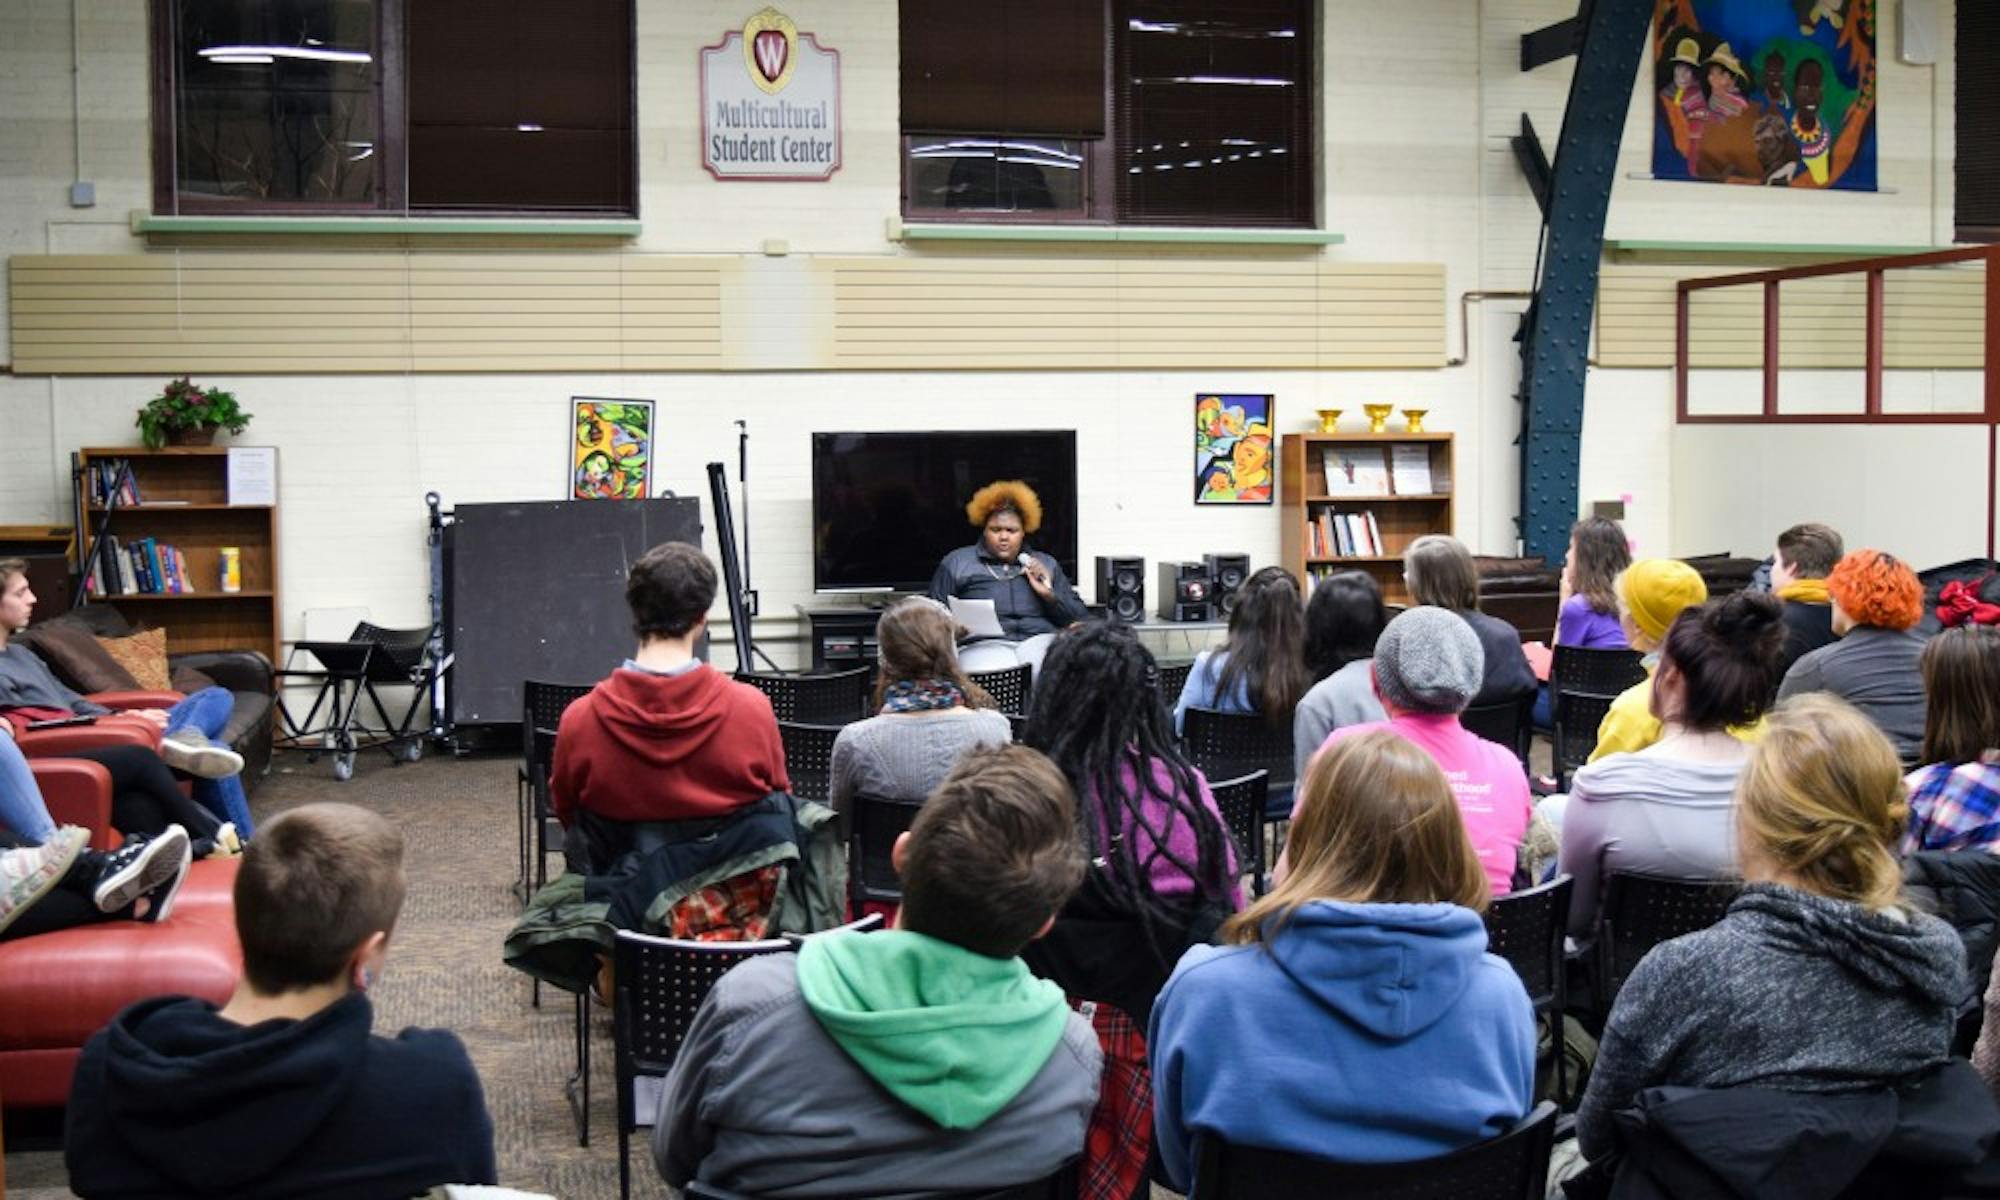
[
  {"xmin": 408, "ymin": 0, "xmax": 632, "ymax": 211},
  {"xmin": 1113, "ymin": 0, "xmax": 1313, "ymax": 227},
  {"xmin": 1959, "ymin": 3, "xmax": 2000, "ymax": 239},
  {"xmin": 901, "ymin": 1, "xmax": 1106, "ymax": 137}
]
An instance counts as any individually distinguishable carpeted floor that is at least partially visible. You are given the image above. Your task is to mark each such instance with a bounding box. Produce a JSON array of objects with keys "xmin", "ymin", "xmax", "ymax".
[{"xmin": 6, "ymin": 747, "xmax": 668, "ymax": 1200}]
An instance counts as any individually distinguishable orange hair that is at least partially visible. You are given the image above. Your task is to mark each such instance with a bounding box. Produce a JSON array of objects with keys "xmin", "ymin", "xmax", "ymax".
[
  {"xmin": 1827, "ymin": 549, "xmax": 1922, "ymax": 631},
  {"xmin": 965, "ymin": 479, "xmax": 1043, "ymax": 534}
]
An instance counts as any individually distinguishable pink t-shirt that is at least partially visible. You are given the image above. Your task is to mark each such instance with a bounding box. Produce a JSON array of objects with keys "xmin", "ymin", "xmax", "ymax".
[{"xmin": 1303, "ymin": 712, "xmax": 1532, "ymax": 896}]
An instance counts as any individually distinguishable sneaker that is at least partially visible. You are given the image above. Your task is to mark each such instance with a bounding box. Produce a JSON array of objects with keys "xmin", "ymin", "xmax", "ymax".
[
  {"xmin": 207, "ymin": 822, "xmax": 242, "ymax": 858},
  {"xmin": 159, "ymin": 730, "xmax": 244, "ymax": 780},
  {"xmin": 92, "ymin": 825, "xmax": 192, "ymax": 914},
  {"xmin": 137, "ymin": 827, "xmax": 193, "ymax": 924}
]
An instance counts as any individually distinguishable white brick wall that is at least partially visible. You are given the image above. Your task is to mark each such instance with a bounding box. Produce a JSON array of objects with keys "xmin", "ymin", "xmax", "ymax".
[{"xmin": 0, "ymin": 0, "xmax": 1970, "ymax": 656}]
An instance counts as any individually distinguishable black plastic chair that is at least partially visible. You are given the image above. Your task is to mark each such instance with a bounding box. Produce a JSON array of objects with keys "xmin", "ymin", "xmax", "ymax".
[
  {"xmin": 777, "ymin": 720, "xmax": 844, "ymax": 804},
  {"xmin": 1461, "ymin": 695, "xmax": 1534, "ymax": 769},
  {"xmin": 1190, "ymin": 1101, "xmax": 1558, "ymax": 1199},
  {"xmin": 275, "ymin": 621, "xmax": 443, "ymax": 780},
  {"xmin": 734, "ymin": 666, "xmax": 873, "ymax": 724},
  {"xmin": 1208, "ymin": 770, "xmax": 1270, "ymax": 898},
  {"xmin": 849, "ymin": 792, "xmax": 926, "ymax": 910},
  {"xmin": 683, "ymin": 1161, "xmax": 1076, "ymax": 1200},
  {"xmin": 1484, "ymin": 874, "xmax": 1574, "ymax": 1101},
  {"xmin": 1594, "ymin": 871, "xmax": 1741, "ymax": 1019},
  {"xmin": 1158, "ymin": 659, "xmax": 1195, "ymax": 700},
  {"xmin": 518, "ymin": 679, "xmax": 597, "ymax": 899},
  {"xmin": 614, "ymin": 916, "xmax": 884, "ymax": 1200},
  {"xmin": 1549, "ymin": 646, "xmax": 1646, "ymax": 784},
  {"xmin": 1183, "ymin": 708, "xmax": 1295, "ymax": 810},
  {"xmin": 968, "ymin": 663, "xmax": 1033, "ymax": 715},
  {"xmin": 1007, "ymin": 712, "xmax": 1029, "ymax": 743}
]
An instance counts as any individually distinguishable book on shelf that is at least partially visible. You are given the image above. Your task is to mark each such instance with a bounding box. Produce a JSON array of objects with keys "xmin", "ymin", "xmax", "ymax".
[
  {"xmin": 89, "ymin": 459, "xmax": 143, "ymax": 507},
  {"xmin": 1308, "ymin": 508, "xmax": 1387, "ymax": 559},
  {"xmin": 86, "ymin": 535, "xmax": 196, "ymax": 597},
  {"xmin": 1323, "ymin": 445, "xmax": 1390, "ymax": 497},
  {"xmin": 1390, "ymin": 444, "xmax": 1438, "ymax": 496}
]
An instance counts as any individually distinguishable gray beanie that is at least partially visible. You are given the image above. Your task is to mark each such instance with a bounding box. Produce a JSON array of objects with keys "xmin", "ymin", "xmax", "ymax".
[{"xmin": 1373, "ymin": 606, "xmax": 1485, "ymax": 714}]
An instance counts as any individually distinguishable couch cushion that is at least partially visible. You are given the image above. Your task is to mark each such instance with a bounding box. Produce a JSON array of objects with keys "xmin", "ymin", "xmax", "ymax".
[
  {"xmin": 0, "ymin": 908, "xmax": 239, "ymax": 1050},
  {"xmin": 17, "ymin": 619, "xmax": 138, "ymax": 694},
  {"xmin": 170, "ymin": 662, "xmax": 221, "ymax": 694},
  {"xmin": 97, "ymin": 628, "xmax": 173, "ymax": 691}
]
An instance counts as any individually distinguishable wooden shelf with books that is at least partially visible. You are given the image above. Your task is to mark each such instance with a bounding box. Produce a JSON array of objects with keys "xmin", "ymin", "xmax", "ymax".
[
  {"xmin": 74, "ymin": 447, "xmax": 281, "ymax": 667},
  {"xmin": 1279, "ymin": 431, "xmax": 1454, "ymax": 606}
]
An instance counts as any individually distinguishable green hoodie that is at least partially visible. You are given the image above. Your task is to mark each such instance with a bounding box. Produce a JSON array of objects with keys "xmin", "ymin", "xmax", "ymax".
[{"xmin": 796, "ymin": 929, "xmax": 1070, "ymax": 1130}]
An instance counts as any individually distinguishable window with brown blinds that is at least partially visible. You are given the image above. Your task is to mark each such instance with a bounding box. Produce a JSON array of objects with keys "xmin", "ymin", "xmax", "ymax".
[
  {"xmin": 898, "ymin": 0, "xmax": 1314, "ymax": 227},
  {"xmin": 1958, "ymin": 2, "xmax": 2000, "ymax": 241},
  {"xmin": 1113, "ymin": 0, "xmax": 1314, "ymax": 227},
  {"xmin": 154, "ymin": 0, "xmax": 635, "ymax": 216},
  {"xmin": 900, "ymin": 2, "xmax": 1107, "ymax": 138}
]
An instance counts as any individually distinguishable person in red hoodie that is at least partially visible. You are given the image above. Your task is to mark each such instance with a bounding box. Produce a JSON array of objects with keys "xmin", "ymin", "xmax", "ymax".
[{"xmin": 551, "ymin": 542, "xmax": 789, "ymax": 874}]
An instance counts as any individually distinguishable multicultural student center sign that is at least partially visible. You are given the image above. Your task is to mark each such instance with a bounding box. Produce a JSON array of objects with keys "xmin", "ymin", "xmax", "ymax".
[{"xmin": 701, "ymin": 8, "xmax": 842, "ymax": 181}]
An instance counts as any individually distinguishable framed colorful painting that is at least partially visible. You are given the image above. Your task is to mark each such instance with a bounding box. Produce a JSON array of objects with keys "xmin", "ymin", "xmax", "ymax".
[
  {"xmin": 1651, "ymin": 0, "xmax": 1877, "ymax": 190},
  {"xmin": 571, "ymin": 398, "xmax": 655, "ymax": 501},
  {"xmin": 1194, "ymin": 394, "xmax": 1275, "ymax": 504}
]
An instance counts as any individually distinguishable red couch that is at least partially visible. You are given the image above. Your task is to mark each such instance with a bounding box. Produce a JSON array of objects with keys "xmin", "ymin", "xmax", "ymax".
[{"xmin": 0, "ymin": 758, "xmax": 240, "ymax": 1109}]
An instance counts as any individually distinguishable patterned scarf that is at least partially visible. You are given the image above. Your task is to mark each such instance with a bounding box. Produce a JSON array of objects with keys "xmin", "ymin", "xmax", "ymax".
[{"xmin": 881, "ymin": 678, "xmax": 966, "ymax": 714}]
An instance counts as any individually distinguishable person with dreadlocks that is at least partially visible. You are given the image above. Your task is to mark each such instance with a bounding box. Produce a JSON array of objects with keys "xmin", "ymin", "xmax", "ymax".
[
  {"xmin": 1020, "ymin": 621, "xmax": 1240, "ymax": 1200},
  {"xmin": 926, "ymin": 479, "xmax": 1088, "ymax": 679}
]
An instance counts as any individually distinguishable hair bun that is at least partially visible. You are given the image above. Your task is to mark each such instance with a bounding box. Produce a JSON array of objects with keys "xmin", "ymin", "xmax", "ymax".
[{"xmin": 1708, "ymin": 589, "xmax": 1783, "ymax": 638}]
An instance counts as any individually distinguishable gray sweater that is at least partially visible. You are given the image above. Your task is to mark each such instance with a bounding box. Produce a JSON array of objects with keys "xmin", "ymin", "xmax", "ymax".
[
  {"xmin": 1778, "ymin": 626, "xmax": 1929, "ymax": 761},
  {"xmin": 1577, "ymin": 883, "xmax": 1964, "ymax": 1161},
  {"xmin": 828, "ymin": 709, "xmax": 1012, "ymax": 812},
  {"xmin": 652, "ymin": 952, "xmax": 1100, "ymax": 1197},
  {"xmin": 1559, "ymin": 753, "xmax": 1745, "ymax": 940},
  {"xmin": 0, "ymin": 643, "xmax": 106, "ymax": 716},
  {"xmin": 1292, "ymin": 660, "xmax": 1385, "ymax": 779}
]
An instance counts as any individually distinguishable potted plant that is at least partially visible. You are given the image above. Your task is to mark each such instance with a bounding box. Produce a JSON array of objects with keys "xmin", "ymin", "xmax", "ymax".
[{"xmin": 136, "ymin": 377, "xmax": 253, "ymax": 449}]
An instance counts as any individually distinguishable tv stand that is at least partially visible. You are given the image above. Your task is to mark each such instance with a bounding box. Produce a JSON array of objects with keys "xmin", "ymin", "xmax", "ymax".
[{"xmin": 797, "ymin": 604, "xmax": 890, "ymax": 671}]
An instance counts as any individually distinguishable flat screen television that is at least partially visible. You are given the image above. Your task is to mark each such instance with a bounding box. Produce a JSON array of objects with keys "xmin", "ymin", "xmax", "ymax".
[{"xmin": 812, "ymin": 430, "xmax": 1079, "ymax": 593}]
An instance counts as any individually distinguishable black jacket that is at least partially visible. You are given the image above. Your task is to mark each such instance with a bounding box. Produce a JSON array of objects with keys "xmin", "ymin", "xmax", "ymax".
[
  {"xmin": 1569, "ymin": 1060, "xmax": 2000, "ymax": 1200},
  {"xmin": 1778, "ymin": 599, "xmax": 1838, "ymax": 677},
  {"xmin": 66, "ymin": 991, "xmax": 495, "ymax": 1199},
  {"xmin": 1460, "ymin": 609, "xmax": 1538, "ymax": 708},
  {"xmin": 1904, "ymin": 850, "xmax": 2000, "ymax": 1049}
]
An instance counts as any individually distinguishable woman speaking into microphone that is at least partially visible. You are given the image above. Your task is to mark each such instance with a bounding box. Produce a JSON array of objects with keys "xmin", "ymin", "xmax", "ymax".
[{"xmin": 926, "ymin": 479, "xmax": 1088, "ymax": 677}]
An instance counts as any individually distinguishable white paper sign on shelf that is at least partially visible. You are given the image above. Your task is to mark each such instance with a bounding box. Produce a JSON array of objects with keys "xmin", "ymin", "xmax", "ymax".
[{"xmin": 226, "ymin": 447, "xmax": 277, "ymax": 506}]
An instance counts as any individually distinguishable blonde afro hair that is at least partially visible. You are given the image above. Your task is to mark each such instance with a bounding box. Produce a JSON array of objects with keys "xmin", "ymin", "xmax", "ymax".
[{"xmin": 965, "ymin": 479, "xmax": 1043, "ymax": 534}]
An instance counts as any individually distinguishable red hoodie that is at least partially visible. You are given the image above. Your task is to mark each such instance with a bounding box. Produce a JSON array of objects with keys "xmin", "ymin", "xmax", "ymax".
[{"xmin": 549, "ymin": 664, "xmax": 789, "ymax": 827}]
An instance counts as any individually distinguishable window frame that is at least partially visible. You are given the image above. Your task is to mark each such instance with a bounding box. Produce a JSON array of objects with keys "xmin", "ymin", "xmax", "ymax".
[
  {"xmin": 150, "ymin": 0, "xmax": 637, "ymax": 219},
  {"xmin": 897, "ymin": 2, "xmax": 1317, "ymax": 229}
]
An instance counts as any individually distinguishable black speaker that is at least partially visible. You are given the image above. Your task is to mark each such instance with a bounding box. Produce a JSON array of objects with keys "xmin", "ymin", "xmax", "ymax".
[
  {"xmin": 1095, "ymin": 555, "xmax": 1146, "ymax": 623},
  {"xmin": 1157, "ymin": 561, "xmax": 1213, "ymax": 622},
  {"xmin": 1205, "ymin": 553, "xmax": 1252, "ymax": 616}
]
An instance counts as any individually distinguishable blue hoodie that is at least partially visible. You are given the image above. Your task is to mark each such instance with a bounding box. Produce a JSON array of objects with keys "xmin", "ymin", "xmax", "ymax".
[{"xmin": 1147, "ymin": 899, "xmax": 1535, "ymax": 1188}]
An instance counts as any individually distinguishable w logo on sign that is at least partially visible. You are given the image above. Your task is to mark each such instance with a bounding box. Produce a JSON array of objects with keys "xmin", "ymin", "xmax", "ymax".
[
  {"xmin": 739, "ymin": 8, "xmax": 797, "ymax": 95},
  {"xmin": 753, "ymin": 30, "xmax": 789, "ymax": 83}
]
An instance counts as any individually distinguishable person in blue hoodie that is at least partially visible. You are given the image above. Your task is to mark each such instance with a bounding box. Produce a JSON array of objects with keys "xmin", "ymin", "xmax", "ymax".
[
  {"xmin": 1148, "ymin": 728, "xmax": 1535, "ymax": 1188},
  {"xmin": 64, "ymin": 802, "xmax": 496, "ymax": 1200}
]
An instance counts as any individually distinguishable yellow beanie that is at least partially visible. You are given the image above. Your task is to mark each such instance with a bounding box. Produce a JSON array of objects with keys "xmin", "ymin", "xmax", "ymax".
[{"xmin": 1618, "ymin": 559, "xmax": 1708, "ymax": 643}]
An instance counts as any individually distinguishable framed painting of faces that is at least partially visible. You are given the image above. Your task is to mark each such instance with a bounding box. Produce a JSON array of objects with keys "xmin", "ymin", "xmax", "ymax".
[{"xmin": 1195, "ymin": 394, "xmax": 1275, "ymax": 505}]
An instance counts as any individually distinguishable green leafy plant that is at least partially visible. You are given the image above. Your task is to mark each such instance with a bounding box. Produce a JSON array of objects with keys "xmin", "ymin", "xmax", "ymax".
[{"xmin": 136, "ymin": 377, "xmax": 254, "ymax": 449}]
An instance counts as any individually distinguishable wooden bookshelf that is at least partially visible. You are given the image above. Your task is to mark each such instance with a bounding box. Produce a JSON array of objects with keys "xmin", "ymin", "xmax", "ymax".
[
  {"xmin": 1280, "ymin": 432, "xmax": 1454, "ymax": 606},
  {"xmin": 75, "ymin": 447, "xmax": 281, "ymax": 667}
]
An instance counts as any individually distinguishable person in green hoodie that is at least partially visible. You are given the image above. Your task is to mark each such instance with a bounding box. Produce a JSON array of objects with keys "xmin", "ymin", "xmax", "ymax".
[{"xmin": 652, "ymin": 743, "xmax": 1104, "ymax": 1197}]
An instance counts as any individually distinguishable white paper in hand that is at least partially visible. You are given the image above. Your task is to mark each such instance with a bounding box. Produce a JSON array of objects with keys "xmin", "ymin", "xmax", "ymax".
[{"xmin": 948, "ymin": 596, "xmax": 1006, "ymax": 639}]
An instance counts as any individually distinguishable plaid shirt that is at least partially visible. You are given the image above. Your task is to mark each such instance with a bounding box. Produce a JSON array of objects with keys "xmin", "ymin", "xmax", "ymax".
[{"xmin": 1903, "ymin": 756, "xmax": 2000, "ymax": 855}]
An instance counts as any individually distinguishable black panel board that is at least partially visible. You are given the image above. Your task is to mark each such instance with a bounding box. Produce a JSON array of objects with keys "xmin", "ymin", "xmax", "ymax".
[{"xmin": 447, "ymin": 497, "xmax": 703, "ymax": 726}]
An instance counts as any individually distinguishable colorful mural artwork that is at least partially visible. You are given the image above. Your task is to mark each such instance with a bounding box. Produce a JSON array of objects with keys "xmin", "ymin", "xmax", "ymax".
[{"xmin": 1653, "ymin": 0, "xmax": 1877, "ymax": 190}]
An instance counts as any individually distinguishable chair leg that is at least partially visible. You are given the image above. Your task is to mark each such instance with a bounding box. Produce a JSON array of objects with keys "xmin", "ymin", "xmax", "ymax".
[
  {"xmin": 564, "ymin": 989, "xmax": 590, "ymax": 1147},
  {"xmin": 619, "ymin": 1124, "xmax": 631, "ymax": 1200}
]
